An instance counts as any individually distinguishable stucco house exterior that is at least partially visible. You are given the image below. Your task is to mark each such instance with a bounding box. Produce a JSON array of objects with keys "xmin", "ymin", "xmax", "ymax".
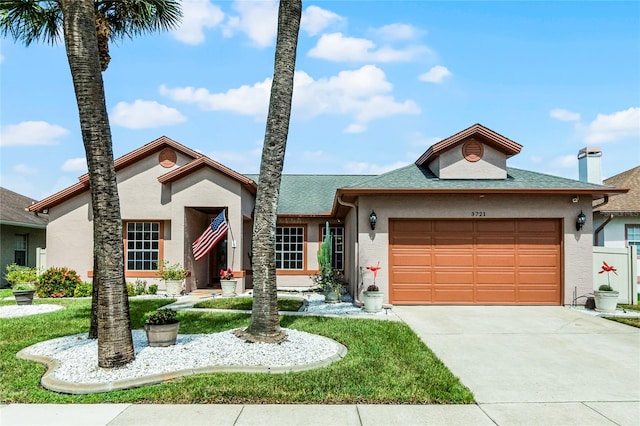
[
  {"xmin": 0, "ymin": 187, "xmax": 48, "ymax": 287},
  {"xmin": 28, "ymin": 124, "xmax": 625, "ymax": 306}
]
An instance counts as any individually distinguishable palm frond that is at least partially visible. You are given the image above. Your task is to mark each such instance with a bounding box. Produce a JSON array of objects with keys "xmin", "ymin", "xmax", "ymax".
[
  {"xmin": 96, "ymin": 0, "xmax": 182, "ymax": 40},
  {"xmin": 0, "ymin": 0, "xmax": 63, "ymax": 45}
]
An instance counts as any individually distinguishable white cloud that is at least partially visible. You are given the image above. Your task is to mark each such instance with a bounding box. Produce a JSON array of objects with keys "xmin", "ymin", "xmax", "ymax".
[
  {"xmin": 0, "ymin": 121, "xmax": 69, "ymax": 147},
  {"xmin": 161, "ymin": 65, "xmax": 420, "ymax": 132},
  {"xmin": 550, "ymin": 108, "xmax": 580, "ymax": 122},
  {"xmin": 371, "ymin": 23, "xmax": 422, "ymax": 41},
  {"xmin": 344, "ymin": 124, "xmax": 366, "ymax": 134},
  {"xmin": 418, "ymin": 65, "xmax": 451, "ymax": 83},
  {"xmin": 223, "ymin": 0, "xmax": 278, "ymax": 47},
  {"xmin": 159, "ymin": 81, "xmax": 270, "ymax": 117},
  {"xmin": 344, "ymin": 160, "xmax": 409, "ymax": 175},
  {"xmin": 308, "ymin": 32, "xmax": 428, "ymax": 62},
  {"xmin": 301, "ymin": 5, "xmax": 344, "ymax": 36},
  {"xmin": 582, "ymin": 107, "xmax": 640, "ymax": 144},
  {"xmin": 207, "ymin": 140, "xmax": 263, "ymax": 173},
  {"xmin": 171, "ymin": 0, "xmax": 224, "ymax": 45},
  {"xmin": 110, "ymin": 100, "xmax": 186, "ymax": 129},
  {"xmin": 61, "ymin": 157, "xmax": 87, "ymax": 173},
  {"xmin": 13, "ymin": 164, "xmax": 38, "ymax": 175}
]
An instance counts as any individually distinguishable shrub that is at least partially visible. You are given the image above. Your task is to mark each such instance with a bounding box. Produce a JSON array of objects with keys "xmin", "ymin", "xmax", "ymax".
[
  {"xmin": 134, "ymin": 279, "xmax": 147, "ymax": 296},
  {"xmin": 4, "ymin": 264, "xmax": 38, "ymax": 286},
  {"xmin": 148, "ymin": 284, "xmax": 158, "ymax": 295},
  {"xmin": 126, "ymin": 282, "xmax": 136, "ymax": 296},
  {"xmin": 36, "ymin": 267, "xmax": 81, "ymax": 298},
  {"xmin": 74, "ymin": 282, "xmax": 93, "ymax": 297},
  {"xmin": 144, "ymin": 308, "xmax": 178, "ymax": 325}
]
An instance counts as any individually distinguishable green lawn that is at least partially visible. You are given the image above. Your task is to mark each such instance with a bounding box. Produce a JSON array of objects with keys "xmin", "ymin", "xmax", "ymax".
[
  {"xmin": 0, "ymin": 298, "xmax": 473, "ymax": 404},
  {"xmin": 0, "ymin": 288, "xmax": 13, "ymax": 298},
  {"xmin": 193, "ymin": 296, "xmax": 303, "ymax": 311}
]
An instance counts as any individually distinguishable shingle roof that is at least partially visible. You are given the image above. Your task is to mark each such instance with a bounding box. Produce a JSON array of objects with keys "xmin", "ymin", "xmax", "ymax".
[
  {"xmin": 245, "ymin": 174, "xmax": 371, "ymax": 215},
  {"xmin": 597, "ymin": 166, "xmax": 640, "ymax": 213},
  {"xmin": 0, "ymin": 187, "xmax": 48, "ymax": 228},
  {"xmin": 343, "ymin": 164, "xmax": 617, "ymax": 191}
]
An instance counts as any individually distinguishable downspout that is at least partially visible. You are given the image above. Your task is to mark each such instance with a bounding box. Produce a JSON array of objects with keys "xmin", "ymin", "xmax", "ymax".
[
  {"xmin": 337, "ymin": 195, "xmax": 362, "ymax": 305},
  {"xmin": 592, "ymin": 195, "xmax": 611, "ymax": 246},
  {"xmin": 593, "ymin": 214, "xmax": 614, "ymax": 246}
]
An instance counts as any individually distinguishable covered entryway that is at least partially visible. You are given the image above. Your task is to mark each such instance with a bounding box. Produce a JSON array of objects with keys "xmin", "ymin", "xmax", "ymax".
[{"xmin": 389, "ymin": 219, "xmax": 562, "ymax": 305}]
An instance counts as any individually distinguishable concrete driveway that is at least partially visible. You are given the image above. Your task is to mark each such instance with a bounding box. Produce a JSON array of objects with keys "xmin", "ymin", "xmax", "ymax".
[{"xmin": 394, "ymin": 306, "xmax": 640, "ymax": 425}]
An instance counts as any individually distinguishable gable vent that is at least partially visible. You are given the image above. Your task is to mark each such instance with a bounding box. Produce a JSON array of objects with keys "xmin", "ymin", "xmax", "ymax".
[{"xmin": 463, "ymin": 139, "xmax": 484, "ymax": 162}]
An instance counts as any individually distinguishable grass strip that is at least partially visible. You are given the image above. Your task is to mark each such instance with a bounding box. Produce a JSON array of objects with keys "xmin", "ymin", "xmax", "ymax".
[{"xmin": 0, "ymin": 298, "xmax": 473, "ymax": 404}]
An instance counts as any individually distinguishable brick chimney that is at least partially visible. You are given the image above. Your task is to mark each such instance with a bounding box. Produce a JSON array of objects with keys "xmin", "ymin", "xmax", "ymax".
[{"xmin": 577, "ymin": 147, "xmax": 602, "ymax": 184}]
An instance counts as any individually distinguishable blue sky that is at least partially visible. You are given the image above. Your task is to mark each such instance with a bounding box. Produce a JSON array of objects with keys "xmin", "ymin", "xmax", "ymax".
[{"xmin": 1, "ymin": 0, "xmax": 639, "ymax": 200}]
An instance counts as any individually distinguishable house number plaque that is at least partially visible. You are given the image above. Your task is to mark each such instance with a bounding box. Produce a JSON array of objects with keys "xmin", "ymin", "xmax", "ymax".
[{"xmin": 471, "ymin": 211, "xmax": 486, "ymax": 217}]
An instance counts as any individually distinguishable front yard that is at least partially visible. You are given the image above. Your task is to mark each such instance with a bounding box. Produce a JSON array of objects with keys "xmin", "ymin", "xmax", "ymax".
[{"xmin": 0, "ymin": 298, "xmax": 474, "ymax": 404}]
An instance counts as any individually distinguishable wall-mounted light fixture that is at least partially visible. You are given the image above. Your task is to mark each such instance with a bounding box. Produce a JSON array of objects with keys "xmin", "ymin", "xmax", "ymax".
[
  {"xmin": 369, "ymin": 210, "xmax": 377, "ymax": 230},
  {"xmin": 576, "ymin": 210, "xmax": 586, "ymax": 231}
]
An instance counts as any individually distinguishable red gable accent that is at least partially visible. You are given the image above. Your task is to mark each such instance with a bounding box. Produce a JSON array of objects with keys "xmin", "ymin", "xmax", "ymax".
[{"xmin": 158, "ymin": 157, "xmax": 257, "ymax": 194}]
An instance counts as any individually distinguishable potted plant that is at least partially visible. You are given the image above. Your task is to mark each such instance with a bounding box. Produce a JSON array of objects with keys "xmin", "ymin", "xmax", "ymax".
[
  {"xmin": 220, "ymin": 268, "xmax": 237, "ymax": 297},
  {"xmin": 5, "ymin": 264, "xmax": 37, "ymax": 305},
  {"xmin": 313, "ymin": 223, "xmax": 345, "ymax": 303},
  {"xmin": 144, "ymin": 308, "xmax": 180, "ymax": 347},
  {"xmin": 363, "ymin": 262, "xmax": 383, "ymax": 313},
  {"xmin": 311, "ymin": 269, "xmax": 345, "ymax": 303},
  {"xmin": 156, "ymin": 260, "xmax": 188, "ymax": 297},
  {"xmin": 594, "ymin": 261, "xmax": 619, "ymax": 313}
]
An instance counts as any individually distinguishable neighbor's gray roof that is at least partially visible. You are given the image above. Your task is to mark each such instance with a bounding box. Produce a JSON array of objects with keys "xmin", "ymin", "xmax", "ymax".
[
  {"xmin": 597, "ymin": 166, "xmax": 640, "ymax": 213},
  {"xmin": 244, "ymin": 174, "xmax": 371, "ymax": 215},
  {"xmin": 344, "ymin": 164, "xmax": 616, "ymax": 191},
  {"xmin": 0, "ymin": 187, "xmax": 48, "ymax": 228}
]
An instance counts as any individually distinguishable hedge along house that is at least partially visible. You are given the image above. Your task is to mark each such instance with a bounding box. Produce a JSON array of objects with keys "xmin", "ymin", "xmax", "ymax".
[{"xmin": 27, "ymin": 124, "xmax": 626, "ymax": 305}]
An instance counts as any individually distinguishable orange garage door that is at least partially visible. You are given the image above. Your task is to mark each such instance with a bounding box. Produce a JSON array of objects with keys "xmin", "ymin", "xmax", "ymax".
[{"xmin": 389, "ymin": 219, "xmax": 562, "ymax": 305}]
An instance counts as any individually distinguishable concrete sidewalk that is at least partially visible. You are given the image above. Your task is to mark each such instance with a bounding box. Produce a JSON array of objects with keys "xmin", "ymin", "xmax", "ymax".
[{"xmin": 2, "ymin": 401, "xmax": 637, "ymax": 425}]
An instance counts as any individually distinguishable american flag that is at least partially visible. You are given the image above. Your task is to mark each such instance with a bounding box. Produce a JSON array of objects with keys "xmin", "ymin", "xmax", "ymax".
[{"xmin": 192, "ymin": 210, "xmax": 228, "ymax": 261}]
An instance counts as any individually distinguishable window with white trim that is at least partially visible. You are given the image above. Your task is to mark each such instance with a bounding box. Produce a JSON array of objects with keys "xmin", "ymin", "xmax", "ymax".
[
  {"xmin": 627, "ymin": 225, "xmax": 640, "ymax": 248},
  {"xmin": 125, "ymin": 222, "xmax": 160, "ymax": 271},
  {"xmin": 321, "ymin": 226, "xmax": 344, "ymax": 271},
  {"xmin": 275, "ymin": 226, "xmax": 304, "ymax": 270},
  {"xmin": 15, "ymin": 234, "xmax": 27, "ymax": 266}
]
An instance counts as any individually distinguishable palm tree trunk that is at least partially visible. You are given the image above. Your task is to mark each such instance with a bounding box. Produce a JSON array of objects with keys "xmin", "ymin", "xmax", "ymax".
[
  {"xmin": 61, "ymin": 0, "xmax": 134, "ymax": 367},
  {"xmin": 237, "ymin": 0, "xmax": 301, "ymax": 343}
]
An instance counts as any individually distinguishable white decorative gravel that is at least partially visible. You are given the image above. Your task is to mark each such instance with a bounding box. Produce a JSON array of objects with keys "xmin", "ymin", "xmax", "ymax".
[
  {"xmin": 0, "ymin": 304, "xmax": 64, "ymax": 318},
  {"xmin": 20, "ymin": 328, "xmax": 343, "ymax": 385}
]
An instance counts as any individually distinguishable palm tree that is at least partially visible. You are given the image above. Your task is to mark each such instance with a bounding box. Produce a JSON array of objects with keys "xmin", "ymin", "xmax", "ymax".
[
  {"xmin": 235, "ymin": 0, "xmax": 302, "ymax": 343},
  {"xmin": 60, "ymin": 0, "xmax": 133, "ymax": 367},
  {"xmin": 1, "ymin": 0, "xmax": 181, "ymax": 71},
  {"xmin": 1, "ymin": 0, "xmax": 181, "ymax": 367}
]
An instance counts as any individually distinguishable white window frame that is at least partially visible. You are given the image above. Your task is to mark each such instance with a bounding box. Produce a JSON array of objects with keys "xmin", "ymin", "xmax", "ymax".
[
  {"xmin": 275, "ymin": 226, "xmax": 305, "ymax": 270},
  {"xmin": 125, "ymin": 221, "xmax": 161, "ymax": 271}
]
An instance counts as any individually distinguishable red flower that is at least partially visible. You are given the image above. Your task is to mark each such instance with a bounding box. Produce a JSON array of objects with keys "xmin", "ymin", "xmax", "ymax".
[{"xmin": 220, "ymin": 268, "xmax": 233, "ymax": 280}]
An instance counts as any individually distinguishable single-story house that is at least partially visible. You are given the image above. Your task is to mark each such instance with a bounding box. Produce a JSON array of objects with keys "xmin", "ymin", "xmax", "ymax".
[
  {"xmin": 0, "ymin": 187, "xmax": 48, "ymax": 287},
  {"xmin": 28, "ymin": 124, "xmax": 626, "ymax": 305}
]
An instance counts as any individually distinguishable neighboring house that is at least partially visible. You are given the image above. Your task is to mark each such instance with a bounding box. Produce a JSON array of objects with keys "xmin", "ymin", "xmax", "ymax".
[
  {"xmin": 0, "ymin": 187, "xmax": 48, "ymax": 287},
  {"xmin": 27, "ymin": 124, "xmax": 624, "ymax": 306},
  {"xmin": 585, "ymin": 158, "xmax": 640, "ymax": 285}
]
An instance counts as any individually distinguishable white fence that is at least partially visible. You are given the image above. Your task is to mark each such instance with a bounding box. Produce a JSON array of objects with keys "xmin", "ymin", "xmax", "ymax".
[
  {"xmin": 36, "ymin": 247, "xmax": 46, "ymax": 274},
  {"xmin": 593, "ymin": 246, "xmax": 638, "ymax": 305}
]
